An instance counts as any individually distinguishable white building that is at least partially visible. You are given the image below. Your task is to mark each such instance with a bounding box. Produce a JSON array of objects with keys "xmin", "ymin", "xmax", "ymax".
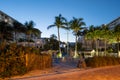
[
  {"xmin": 0, "ymin": 10, "xmax": 26, "ymax": 41},
  {"xmin": 0, "ymin": 10, "xmax": 45, "ymax": 48},
  {"xmin": 0, "ymin": 11, "xmax": 14, "ymax": 25},
  {"xmin": 108, "ymin": 17, "xmax": 120, "ymax": 29}
]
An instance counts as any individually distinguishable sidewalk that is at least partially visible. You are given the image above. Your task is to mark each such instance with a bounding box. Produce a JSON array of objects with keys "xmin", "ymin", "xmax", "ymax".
[{"xmin": 11, "ymin": 65, "xmax": 120, "ymax": 80}]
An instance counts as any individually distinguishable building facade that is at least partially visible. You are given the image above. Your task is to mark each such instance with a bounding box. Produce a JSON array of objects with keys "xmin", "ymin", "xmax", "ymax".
[
  {"xmin": 0, "ymin": 10, "xmax": 26, "ymax": 41},
  {"xmin": 0, "ymin": 11, "xmax": 14, "ymax": 25},
  {"xmin": 108, "ymin": 17, "xmax": 120, "ymax": 29},
  {"xmin": 79, "ymin": 17, "xmax": 120, "ymax": 52},
  {"xmin": 78, "ymin": 36, "xmax": 105, "ymax": 51},
  {"xmin": 0, "ymin": 10, "xmax": 44, "ymax": 47}
]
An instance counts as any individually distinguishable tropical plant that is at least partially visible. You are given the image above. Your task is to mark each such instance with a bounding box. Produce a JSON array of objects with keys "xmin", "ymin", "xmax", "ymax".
[
  {"xmin": 85, "ymin": 26, "xmax": 101, "ymax": 56},
  {"xmin": 24, "ymin": 21, "xmax": 41, "ymax": 45},
  {"xmin": 69, "ymin": 17, "xmax": 86, "ymax": 58},
  {"xmin": 50, "ymin": 34, "xmax": 57, "ymax": 40},
  {"xmin": 113, "ymin": 25, "xmax": 120, "ymax": 57},
  {"xmin": 13, "ymin": 21, "xmax": 26, "ymax": 43},
  {"xmin": 85, "ymin": 56, "xmax": 120, "ymax": 68},
  {"xmin": 87, "ymin": 25, "xmax": 95, "ymax": 49},
  {"xmin": 47, "ymin": 14, "xmax": 67, "ymax": 57},
  {"xmin": 65, "ymin": 21, "xmax": 71, "ymax": 55},
  {"xmin": 100, "ymin": 24, "xmax": 112, "ymax": 55}
]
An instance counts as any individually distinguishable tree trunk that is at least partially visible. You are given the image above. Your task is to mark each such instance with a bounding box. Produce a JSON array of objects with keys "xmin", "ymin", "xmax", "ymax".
[
  {"xmin": 98, "ymin": 39, "xmax": 99, "ymax": 56},
  {"xmin": 104, "ymin": 40, "xmax": 107, "ymax": 56},
  {"xmin": 86, "ymin": 40, "xmax": 87, "ymax": 49},
  {"xmin": 58, "ymin": 28, "xmax": 62, "ymax": 58},
  {"xmin": 92, "ymin": 40, "xmax": 95, "ymax": 49},
  {"xmin": 67, "ymin": 30, "xmax": 69, "ymax": 55},
  {"xmin": 96, "ymin": 40, "xmax": 98, "ymax": 56},
  {"xmin": 117, "ymin": 41, "xmax": 120, "ymax": 57},
  {"xmin": 74, "ymin": 35, "xmax": 78, "ymax": 58}
]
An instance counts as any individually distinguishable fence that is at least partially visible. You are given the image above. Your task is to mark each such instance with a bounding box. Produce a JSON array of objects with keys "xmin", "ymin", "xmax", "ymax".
[{"xmin": 26, "ymin": 53, "xmax": 52, "ymax": 71}]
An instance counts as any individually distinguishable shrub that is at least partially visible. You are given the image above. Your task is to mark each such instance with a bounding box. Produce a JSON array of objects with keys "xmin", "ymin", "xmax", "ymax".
[
  {"xmin": 27, "ymin": 53, "xmax": 52, "ymax": 71},
  {"xmin": 0, "ymin": 43, "xmax": 27, "ymax": 78},
  {"xmin": 0, "ymin": 43, "xmax": 52, "ymax": 78},
  {"xmin": 85, "ymin": 56, "xmax": 120, "ymax": 68}
]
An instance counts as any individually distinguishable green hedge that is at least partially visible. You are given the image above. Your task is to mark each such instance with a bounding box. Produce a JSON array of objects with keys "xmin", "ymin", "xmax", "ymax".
[{"xmin": 85, "ymin": 56, "xmax": 120, "ymax": 68}]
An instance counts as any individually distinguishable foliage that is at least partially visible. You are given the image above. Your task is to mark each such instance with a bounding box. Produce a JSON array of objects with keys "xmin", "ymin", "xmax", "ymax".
[
  {"xmin": 0, "ymin": 21, "xmax": 14, "ymax": 42},
  {"xmin": 85, "ymin": 56, "xmax": 120, "ymax": 68},
  {"xmin": 50, "ymin": 34, "xmax": 57, "ymax": 40},
  {"xmin": 41, "ymin": 38, "xmax": 59, "ymax": 50},
  {"xmin": 47, "ymin": 14, "xmax": 67, "ymax": 57},
  {"xmin": 24, "ymin": 20, "xmax": 41, "ymax": 41},
  {"xmin": 69, "ymin": 17, "xmax": 86, "ymax": 57},
  {"xmin": 77, "ymin": 42, "xmax": 82, "ymax": 51},
  {"xmin": 13, "ymin": 21, "xmax": 26, "ymax": 42},
  {"xmin": 0, "ymin": 43, "xmax": 52, "ymax": 78},
  {"xmin": 0, "ymin": 43, "xmax": 26, "ymax": 78},
  {"xmin": 113, "ymin": 25, "xmax": 120, "ymax": 56}
]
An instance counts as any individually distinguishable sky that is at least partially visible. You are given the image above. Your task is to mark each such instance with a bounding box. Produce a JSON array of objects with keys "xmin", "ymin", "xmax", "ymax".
[{"xmin": 0, "ymin": 0, "xmax": 120, "ymax": 42}]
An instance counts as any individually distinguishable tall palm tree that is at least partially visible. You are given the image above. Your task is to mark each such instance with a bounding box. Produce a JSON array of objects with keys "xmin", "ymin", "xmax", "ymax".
[
  {"xmin": 69, "ymin": 17, "xmax": 86, "ymax": 58},
  {"xmin": 65, "ymin": 21, "xmax": 71, "ymax": 55},
  {"xmin": 47, "ymin": 14, "xmax": 67, "ymax": 58},
  {"xmin": 24, "ymin": 21, "xmax": 41, "ymax": 46}
]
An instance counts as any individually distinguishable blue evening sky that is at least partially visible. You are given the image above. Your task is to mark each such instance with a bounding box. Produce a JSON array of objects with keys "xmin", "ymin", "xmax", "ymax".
[{"xmin": 0, "ymin": 0, "xmax": 120, "ymax": 42}]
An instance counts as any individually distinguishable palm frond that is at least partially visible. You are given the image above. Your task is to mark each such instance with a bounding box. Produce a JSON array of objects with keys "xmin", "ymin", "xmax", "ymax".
[
  {"xmin": 32, "ymin": 28, "xmax": 40, "ymax": 36},
  {"xmin": 47, "ymin": 24, "xmax": 56, "ymax": 29}
]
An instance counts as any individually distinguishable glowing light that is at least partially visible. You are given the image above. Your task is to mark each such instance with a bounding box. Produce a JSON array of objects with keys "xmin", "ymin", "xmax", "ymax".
[{"xmin": 57, "ymin": 52, "xmax": 62, "ymax": 58}]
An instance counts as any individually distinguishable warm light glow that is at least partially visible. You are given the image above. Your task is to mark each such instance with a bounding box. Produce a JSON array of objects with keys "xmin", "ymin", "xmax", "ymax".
[{"xmin": 57, "ymin": 52, "xmax": 62, "ymax": 58}]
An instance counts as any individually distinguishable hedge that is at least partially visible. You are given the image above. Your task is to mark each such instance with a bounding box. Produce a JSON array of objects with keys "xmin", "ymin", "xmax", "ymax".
[
  {"xmin": 0, "ymin": 43, "xmax": 52, "ymax": 78},
  {"xmin": 85, "ymin": 56, "xmax": 120, "ymax": 68}
]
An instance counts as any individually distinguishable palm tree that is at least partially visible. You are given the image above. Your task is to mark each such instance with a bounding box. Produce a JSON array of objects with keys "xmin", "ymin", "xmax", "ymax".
[
  {"xmin": 65, "ymin": 21, "xmax": 71, "ymax": 55},
  {"xmin": 85, "ymin": 27, "xmax": 101, "ymax": 56},
  {"xmin": 69, "ymin": 17, "xmax": 86, "ymax": 58},
  {"xmin": 13, "ymin": 21, "xmax": 26, "ymax": 43},
  {"xmin": 49, "ymin": 34, "xmax": 59, "ymax": 50},
  {"xmin": 113, "ymin": 25, "xmax": 120, "ymax": 57},
  {"xmin": 100, "ymin": 24, "xmax": 111, "ymax": 55},
  {"xmin": 88, "ymin": 25, "xmax": 96, "ymax": 49},
  {"xmin": 47, "ymin": 14, "xmax": 67, "ymax": 58},
  {"xmin": 24, "ymin": 20, "xmax": 41, "ymax": 46}
]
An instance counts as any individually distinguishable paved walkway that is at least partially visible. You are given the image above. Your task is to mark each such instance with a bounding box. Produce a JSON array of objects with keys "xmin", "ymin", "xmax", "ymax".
[{"xmin": 11, "ymin": 65, "xmax": 120, "ymax": 80}]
